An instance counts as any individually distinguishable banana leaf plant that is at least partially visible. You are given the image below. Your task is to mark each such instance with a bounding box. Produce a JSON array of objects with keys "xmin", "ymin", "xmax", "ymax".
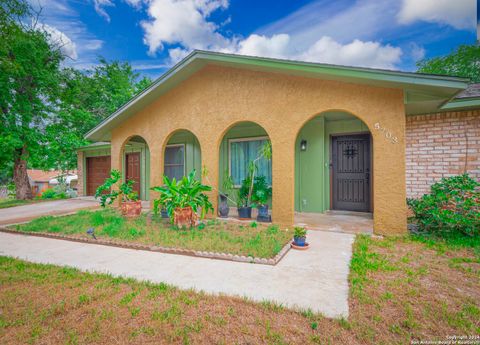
[{"xmin": 151, "ymin": 169, "xmax": 213, "ymax": 226}]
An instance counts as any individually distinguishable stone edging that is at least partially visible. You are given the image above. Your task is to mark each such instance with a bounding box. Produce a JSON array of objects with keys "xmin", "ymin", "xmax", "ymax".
[{"xmin": 0, "ymin": 227, "xmax": 291, "ymax": 266}]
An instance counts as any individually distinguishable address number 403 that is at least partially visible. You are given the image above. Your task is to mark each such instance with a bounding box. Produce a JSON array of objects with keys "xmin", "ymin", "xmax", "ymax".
[{"xmin": 374, "ymin": 122, "xmax": 398, "ymax": 144}]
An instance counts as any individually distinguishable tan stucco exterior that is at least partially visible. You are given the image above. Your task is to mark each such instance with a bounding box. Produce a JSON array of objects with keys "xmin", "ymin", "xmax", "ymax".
[{"xmin": 110, "ymin": 64, "xmax": 407, "ymax": 235}]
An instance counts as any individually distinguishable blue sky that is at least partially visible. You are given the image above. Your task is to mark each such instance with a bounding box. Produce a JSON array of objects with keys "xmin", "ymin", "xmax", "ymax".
[{"xmin": 35, "ymin": 0, "xmax": 477, "ymax": 79}]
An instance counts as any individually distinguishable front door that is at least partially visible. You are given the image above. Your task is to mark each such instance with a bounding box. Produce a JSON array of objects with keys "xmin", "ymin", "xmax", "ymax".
[
  {"xmin": 125, "ymin": 152, "xmax": 141, "ymax": 198},
  {"xmin": 331, "ymin": 134, "xmax": 371, "ymax": 212}
]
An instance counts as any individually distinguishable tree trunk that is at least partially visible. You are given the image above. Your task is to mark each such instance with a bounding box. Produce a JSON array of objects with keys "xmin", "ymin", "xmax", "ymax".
[{"xmin": 13, "ymin": 146, "xmax": 32, "ymax": 200}]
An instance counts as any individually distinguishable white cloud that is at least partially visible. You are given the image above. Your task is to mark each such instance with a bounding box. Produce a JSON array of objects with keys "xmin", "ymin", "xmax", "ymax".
[
  {"xmin": 94, "ymin": 0, "xmax": 114, "ymax": 22},
  {"xmin": 297, "ymin": 36, "xmax": 402, "ymax": 69},
  {"xmin": 398, "ymin": 0, "xmax": 476, "ymax": 30},
  {"xmin": 237, "ymin": 34, "xmax": 291, "ymax": 59},
  {"xmin": 41, "ymin": 24, "xmax": 78, "ymax": 59},
  {"xmin": 140, "ymin": 0, "xmax": 231, "ymax": 56}
]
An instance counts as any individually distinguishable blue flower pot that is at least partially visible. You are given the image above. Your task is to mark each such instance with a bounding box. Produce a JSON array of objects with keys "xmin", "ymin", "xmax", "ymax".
[{"xmin": 294, "ymin": 236, "xmax": 306, "ymax": 247}]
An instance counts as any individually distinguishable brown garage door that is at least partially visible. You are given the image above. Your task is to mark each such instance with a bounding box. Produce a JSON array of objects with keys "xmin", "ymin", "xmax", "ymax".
[{"xmin": 86, "ymin": 156, "xmax": 111, "ymax": 196}]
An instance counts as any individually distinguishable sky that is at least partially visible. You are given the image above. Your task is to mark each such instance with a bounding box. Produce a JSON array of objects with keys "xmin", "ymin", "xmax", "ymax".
[{"xmin": 34, "ymin": 0, "xmax": 477, "ymax": 79}]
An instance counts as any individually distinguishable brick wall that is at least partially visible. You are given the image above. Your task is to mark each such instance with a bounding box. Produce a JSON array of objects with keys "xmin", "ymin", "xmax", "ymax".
[
  {"xmin": 406, "ymin": 109, "xmax": 480, "ymax": 198},
  {"xmin": 76, "ymin": 151, "xmax": 84, "ymax": 197}
]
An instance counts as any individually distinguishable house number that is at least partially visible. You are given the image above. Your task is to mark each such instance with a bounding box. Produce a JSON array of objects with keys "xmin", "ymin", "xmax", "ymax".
[{"xmin": 374, "ymin": 122, "xmax": 398, "ymax": 144}]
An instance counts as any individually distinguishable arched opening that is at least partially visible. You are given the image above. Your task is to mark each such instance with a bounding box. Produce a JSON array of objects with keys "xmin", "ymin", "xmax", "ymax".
[
  {"xmin": 295, "ymin": 111, "xmax": 372, "ymax": 216},
  {"xmin": 218, "ymin": 121, "xmax": 272, "ymax": 221},
  {"xmin": 121, "ymin": 135, "xmax": 150, "ymax": 200},
  {"xmin": 163, "ymin": 130, "xmax": 202, "ymax": 180}
]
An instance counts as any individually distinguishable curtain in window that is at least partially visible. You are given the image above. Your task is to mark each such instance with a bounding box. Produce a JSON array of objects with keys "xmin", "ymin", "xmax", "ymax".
[
  {"xmin": 164, "ymin": 146, "xmax": 185, "ymax": 180},
  {"xmin": 230, "ymin": 139, "xmax": 272, "ymax": 185}
]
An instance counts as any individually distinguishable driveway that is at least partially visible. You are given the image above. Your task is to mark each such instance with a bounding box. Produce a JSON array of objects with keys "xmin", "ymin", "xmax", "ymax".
[
  {"xmin": 0, "ymin": 198, "xmax": 99, "ymax": 225},
  {"xmin": 0, "ymin": 230, "xmax": 354, "ymax": 318}
]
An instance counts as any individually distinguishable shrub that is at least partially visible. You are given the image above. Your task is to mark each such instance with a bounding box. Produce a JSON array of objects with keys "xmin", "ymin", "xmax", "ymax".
[
  {"xmin": 407, "ymin": 174, "xmax": 480, "ymax": 237},
  {"xmin": 40, "ymin": 188, "xmax": 56, "ymax": 199}
]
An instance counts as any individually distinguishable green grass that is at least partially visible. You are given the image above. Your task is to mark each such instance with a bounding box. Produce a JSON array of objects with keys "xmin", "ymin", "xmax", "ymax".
[
  {"xmin": 12, "ymin": 209, "xmax": 292, "ymax": 258},
  {"xmin": 0, "ymin": 198, "xmax": 37, "ymax": 209}
]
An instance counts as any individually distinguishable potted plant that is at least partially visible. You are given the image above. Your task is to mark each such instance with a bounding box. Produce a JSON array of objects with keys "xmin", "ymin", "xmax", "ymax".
[
  {"xmin": 237, "ymin": 176, "xmax": 252, "ymax": 219},
  {"xmin": 151, "ymin": 169, "xmax": 213, "ymax": 228},
  {"xmin": 251, "ymin": 175, "xmax": 272, "ymax": 222},
  {"xmin": 95, "ymin": 170, "xmax": 141, "ymax": 217},
  {"xmin": 292, "ymin": 226, "xmax": 308, "ymax": 249},
  {"xmin": 235, "ymin": 141, "xmax": 272, "ymax": 220},
  {"xmin": 219, "ymin": 172, "xmax": 234, "ymax": 218}
]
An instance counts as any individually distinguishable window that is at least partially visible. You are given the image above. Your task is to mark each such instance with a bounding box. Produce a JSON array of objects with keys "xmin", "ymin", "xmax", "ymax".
[
  {"xmin": 164, "ymin": 145, "xmax": 185, "ymax": 180},
  {"xmin": 229, "ymin": 137, "xmax": 271, "ymax": 186}
]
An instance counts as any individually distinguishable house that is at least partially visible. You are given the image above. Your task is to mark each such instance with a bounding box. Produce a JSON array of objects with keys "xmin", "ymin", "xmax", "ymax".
[
  {"xmin": 76, "ymin": 50, "xmax": 480, "ymax": 235},
  {"xmin": 27, "ymin": 169, "xmax": 78, "ymax": 197}
]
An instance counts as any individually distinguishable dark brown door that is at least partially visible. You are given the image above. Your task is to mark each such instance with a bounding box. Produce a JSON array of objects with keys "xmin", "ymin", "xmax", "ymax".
[
  {"xmin": 125, "ymin": 152, "xmax": 141, "ymax": 198},
  {"xmin": 331, "ymin": 134, "xmax": 371, "ymax": 212},
  {"xmin": 86, "ymin": 156, "xmax": 111, "ymax": 196}
]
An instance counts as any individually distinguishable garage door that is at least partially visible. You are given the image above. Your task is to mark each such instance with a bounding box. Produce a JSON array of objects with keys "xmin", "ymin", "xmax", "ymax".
[{"xmin": 86, "ymin": 156, "xmax": 111, "ymax": 196}]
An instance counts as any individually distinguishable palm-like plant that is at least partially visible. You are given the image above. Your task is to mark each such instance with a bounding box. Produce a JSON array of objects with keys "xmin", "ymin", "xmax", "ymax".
[{"xmin": 151, "ymin": 169, "xmax": 213, "ymax": 226}]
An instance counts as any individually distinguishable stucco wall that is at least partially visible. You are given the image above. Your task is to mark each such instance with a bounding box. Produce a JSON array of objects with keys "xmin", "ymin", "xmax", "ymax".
[
  {"xmin": 406, "ymin": 110, "xmax": 480, "ymax": 198},
  {"xmin": 110, "ymin": 64, "xmax": 407, "ymax": 234}
]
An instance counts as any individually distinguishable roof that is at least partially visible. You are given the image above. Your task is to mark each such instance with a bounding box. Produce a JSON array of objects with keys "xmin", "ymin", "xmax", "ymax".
[
  {"xmin": 455, "ymin": 83, "xmax": 480, "ymax": 99},
  {"xmin": 27, "ymin": 169, "xmax": 77, "ymax": 182},
  {"xmin": 85, "ymin": 50, "xmax": 469, "ymax": 142}
]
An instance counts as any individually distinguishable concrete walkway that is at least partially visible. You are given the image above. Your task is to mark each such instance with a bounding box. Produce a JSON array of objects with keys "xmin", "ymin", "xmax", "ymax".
[
  {"xmin": 0, "ymin": 198, "xmax": 98, "ymax": 225},
  {"xmin": 0, "ymin": 230, "xmax": 354, "ymax": 318}
]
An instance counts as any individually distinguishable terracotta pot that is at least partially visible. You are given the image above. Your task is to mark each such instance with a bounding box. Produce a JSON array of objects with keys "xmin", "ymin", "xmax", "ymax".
[
  {"xmin": 174, "ymin": 206, "xmax": 197, "ymax": 228},
  {"xmin": 120, "ymin": 200, "xmax": 142, "ymax": 218}
]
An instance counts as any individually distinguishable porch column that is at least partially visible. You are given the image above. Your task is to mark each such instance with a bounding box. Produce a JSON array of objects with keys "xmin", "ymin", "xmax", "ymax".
[
  {"xmin": 149, "ymin": 145, "xmax": 162, "ymax": 208},
  {"xmin": 270, "ymin": 133, "xmax": 295, "ymax": 227},
  {"xmin": 369, "ymin": 109, "xmax": 408, "ymax": 235},
  {"xmin": 199, "ymin": 135, "xmax": 219, "ymax": 218}
]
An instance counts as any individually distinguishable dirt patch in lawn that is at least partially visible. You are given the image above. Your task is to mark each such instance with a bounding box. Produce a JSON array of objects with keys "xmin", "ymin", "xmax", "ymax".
[{"xmin": 0, "ymin": 235, "xmax": 478, "ymax": 344}]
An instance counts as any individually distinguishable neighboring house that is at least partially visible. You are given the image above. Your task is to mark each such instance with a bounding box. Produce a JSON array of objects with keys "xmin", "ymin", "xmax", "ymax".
[
  {"xmin": 76, "ymin": 51, "xmax": 480, "ymax": 235},
  {"xmin": 27, "ymin": 169, "xmax": 78, "ymax": 196}
]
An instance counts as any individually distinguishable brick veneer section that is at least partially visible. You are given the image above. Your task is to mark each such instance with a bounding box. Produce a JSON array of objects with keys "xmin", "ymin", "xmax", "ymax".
[
  {"xmin": 406, "ymin": 109, "xmax": 480, "ymax": 198},
  {"xmin": 76, "ymin": 151, "xmax": 84, "ymax": 197}
]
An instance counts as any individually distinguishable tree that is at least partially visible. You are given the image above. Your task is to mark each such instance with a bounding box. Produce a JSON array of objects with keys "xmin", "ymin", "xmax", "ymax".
[
  {"xmin": 0, "ymin": 0, "xmax": 64, "ymax": 199},
  {"xmin": 36, "ymin": 61, "xmax": 152, "ymax": 173},
  {"xmin": 416, "ymin": 44, "xmax": 480, "ymax": 83}
]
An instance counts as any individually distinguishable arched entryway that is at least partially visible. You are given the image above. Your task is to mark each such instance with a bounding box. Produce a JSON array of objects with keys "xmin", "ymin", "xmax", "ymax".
[
  {"xmin": 295, "ymin": 111, "xmax": 373, "ymax": 216},
  {"xmin": 218, "ymin": 121, "xmax": 272, "ymax": 220},
  {"xmin": 162, "ymin": 129, "xmax": 202, "ymax": 180},
  {"xmin": 121, "ymin": 135, "xmax": 150, "ymax": 200}
]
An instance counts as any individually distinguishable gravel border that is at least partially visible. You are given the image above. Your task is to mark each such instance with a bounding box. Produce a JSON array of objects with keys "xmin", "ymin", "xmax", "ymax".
[{"xmin": 0, "ymin": 227, "xmax": 291, "ymax": 266}]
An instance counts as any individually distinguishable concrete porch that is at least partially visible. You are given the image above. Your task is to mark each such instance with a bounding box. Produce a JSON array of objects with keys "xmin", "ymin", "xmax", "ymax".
[{"xmin": 294, "ymin": 211, "xmax": 373, "ymax": 234}]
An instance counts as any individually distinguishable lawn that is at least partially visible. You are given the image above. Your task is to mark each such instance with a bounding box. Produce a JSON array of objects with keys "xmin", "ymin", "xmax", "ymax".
[
  {"xmin": 11, "ymin": 209, "xmax": 292, "ymax": 259},
  {"xmin": 0, "ymin": 234, "xmax": 478, "ymax": 344},
  {"xmin": 0, "ymin": 198, "xmax": 37, "ymax": 209}
]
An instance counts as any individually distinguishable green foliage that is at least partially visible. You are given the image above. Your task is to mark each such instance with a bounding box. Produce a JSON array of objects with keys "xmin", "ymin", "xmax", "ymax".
[
  {"xmin": 293, "ymin": 226, "xmax": 307, "ymax": 238},
  {"xmin": 95, "ymin": 170, "xmax": 139, "ymax": 207},
  {"xmin": 237, "ymin": 176, "xmax": 251, "ymax": 207},
  {"xmin": 416, "ymin": 44, "xmax": 480, "ymax": 82},
  {"xmin": 407, "ymin": 174, "xmax": 480, "ymax": 237},
  {"xmin": 39, "ymin": 188, "xmax": 60, "ymax": 200},
  {"xmin": 251, "ymin": 176, "xmax": 272, "ymax": 207},
  {"xmin": 151, "ymin": 170, "xmax": 213, "ymax": 222}
]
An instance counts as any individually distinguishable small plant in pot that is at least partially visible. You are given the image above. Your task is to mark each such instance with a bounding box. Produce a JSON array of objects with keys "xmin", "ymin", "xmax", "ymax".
[
  {"xmin": 251, "ymin": 175, "xmax": 272, "ymax": 222},
  {"xmin": 237, "ymin": 176, "xmax": 252, "ymax": 219},
  {"xmin": 95, "ymin": 169, "xmax": 141, "ymax": 217},
  {"xmin": 292, "ymin": 226, "xmax": 309, "ymax": 249},
  {"xmin": 151, "ymin": 169, "xmax": 213, "ymax": 228},
  {"xmin": 219, "ymin": 172, "xmax": 235, "ymax": 218}
]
